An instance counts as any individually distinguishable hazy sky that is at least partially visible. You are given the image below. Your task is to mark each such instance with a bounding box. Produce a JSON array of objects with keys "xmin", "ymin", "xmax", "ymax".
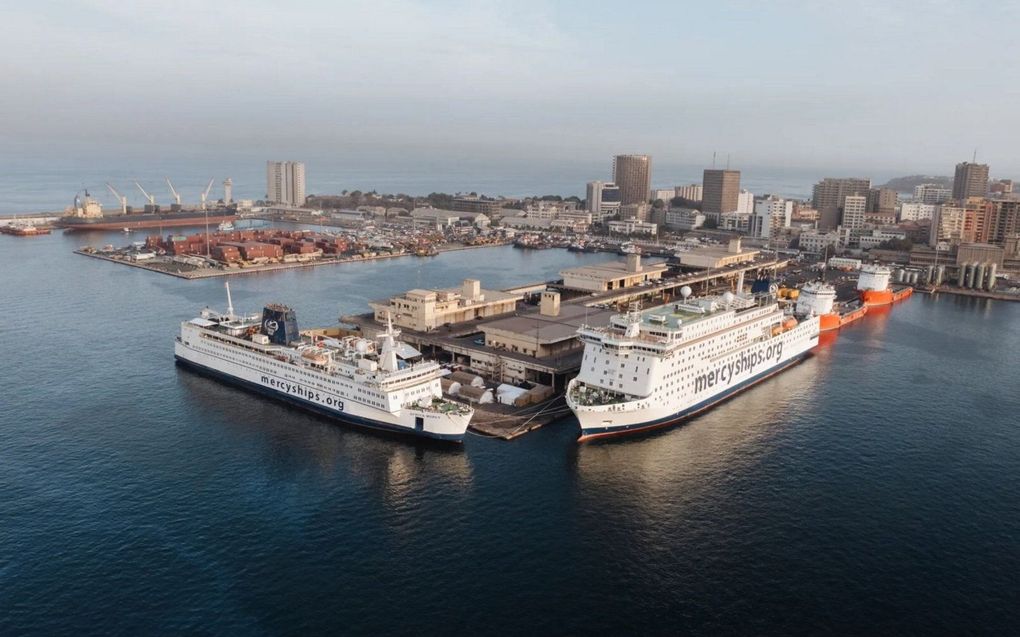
[{"xmin": 3, "ymin": 0, "xmax": 1018, "ymax": 177}]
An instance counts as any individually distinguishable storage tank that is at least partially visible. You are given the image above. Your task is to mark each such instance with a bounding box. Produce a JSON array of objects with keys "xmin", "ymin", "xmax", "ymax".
[
  {"xmin": 975, "ymin": 263, "xmax": 986, "ymax": 290},
  {"xmin": 957, "ymin": 265, "xmax": 967, "ymax": 286},
  {"xmin": 925, "ymin": 265, "xmax": 934, "ymax": 285},
  {"xmin": 963, "ymin": 263, "xmax": 975, "ymax": 288},
  {"xmin": 935, "ymin": 264, "xmax": 945, "ymax": 286},
  {"xmin": 986, "ymin": 262, "xmax": 998, "ymax": 291},
  {"xmin": 894, "ymin": 268, "xmax": 905, "ymax": 283}
]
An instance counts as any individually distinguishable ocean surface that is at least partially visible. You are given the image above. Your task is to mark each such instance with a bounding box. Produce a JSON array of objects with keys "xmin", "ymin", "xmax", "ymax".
[
  {"xmin": 0, "ymin": 156, "xmax": 837, "ymax": 216},
  {"xmin": 2, "ymin": 231, "xmax": 1020, "ymax": 635}
]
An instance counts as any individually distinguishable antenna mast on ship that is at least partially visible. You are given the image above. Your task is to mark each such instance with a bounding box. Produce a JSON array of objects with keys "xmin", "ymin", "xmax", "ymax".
[{"xmin": 225, "ymin": 282, "xmax": 235, "ymax": 319}]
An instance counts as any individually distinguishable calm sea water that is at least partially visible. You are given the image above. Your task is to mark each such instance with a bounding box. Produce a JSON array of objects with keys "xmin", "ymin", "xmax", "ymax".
[{"xmin": 2, "ymin": 231, "xmax": 1019, "ymax": 635}]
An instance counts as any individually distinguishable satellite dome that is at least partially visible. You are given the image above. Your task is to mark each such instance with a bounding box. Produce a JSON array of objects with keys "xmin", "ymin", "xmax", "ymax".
[{"xmin": 680, "ymin": 286, "xmax": 692, "ymax": 299}]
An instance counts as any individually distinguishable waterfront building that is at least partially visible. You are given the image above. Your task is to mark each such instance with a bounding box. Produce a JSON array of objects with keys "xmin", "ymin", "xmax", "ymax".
[
  {"xmin": 952, "ymin": 162, "xmax": 990, "ymax": 200},
  {"xmin": 266, "ymin": 161, "xmax": 306, "ymax": 207},
  {"xmin": 619, "ymin": 203, "xmax": 651, "ymax": 222},
  {"xmin": 751, "ymin": 196, "xmax": 793, "ymax": 239},
  {"xmin": 676, "ymin": 236, "xmax": 759, "ymax": 269},
  {"xmin": 956, "ymin": 242, "xmax": 1005, "ymax": 267},
  {"xmin": 702, "ymin": 169, "xmax": 741, "ymax": 218},
  {"xmin": 674, "ymin": 183, "xmax": 703, "ymax": 203},
  {"xmin": 586, "ymin": 181, "xmax": 622, "ymax": 223},
  {"xmin": 606, "ymin": 219, "xmax": 657, "ymax": 236},
  {"xmin": 811, "ymin": 177, "xmax": 870, "ymax": 230},
  {"xmin": 451, "ymin": 197, "xmax": 506, "ymax": 216},
  {"xmin": 613, "ymin": 155, "xmax": 652, "ymax": 206},
  {"xmin": 560, "ymin": 254, "xmax": 667, "ymax": 292},
  {"xmin": 369, "ymin": 279, "xmax": 522, "ymax": 332},
  {"xmin": 914, "ymin": 183, "xmax": 952, "ymax": 204},
  {"xmin": 410, "ymin": 207, "xmax": 461, "ymax": 228},
  {"xmin": 664, "ymin": 208, "xmax": 705, "ymax": 231}
]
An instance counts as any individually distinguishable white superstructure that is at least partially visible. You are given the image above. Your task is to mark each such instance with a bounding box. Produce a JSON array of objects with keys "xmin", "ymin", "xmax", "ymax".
[
  {"xmin": 566, "ymin": 290, "xmax": 818, "ymax": 440},
  {"xmin": 174, "ymin": 286, "xmax": 472, "ymax": 442}
]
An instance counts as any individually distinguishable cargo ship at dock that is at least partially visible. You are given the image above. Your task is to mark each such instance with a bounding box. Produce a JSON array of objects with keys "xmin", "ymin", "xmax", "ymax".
[
  {"xmin": 795, "ymin": 281, "xmax": 868, "ymax": 332},
  {"xmin": 566, "ymin": 288, "xmax": 819, "ymax": 441},
  {"xmin": 58, "ymin": 191, "xmax": 236, "ymax": 232},
  {"xmin": 857, "ymin": 264, "xmax": 913, "ymax": 306},
  {"xmin": 174, "ymin": 285, "xmax": 473, "ymax": 442}
]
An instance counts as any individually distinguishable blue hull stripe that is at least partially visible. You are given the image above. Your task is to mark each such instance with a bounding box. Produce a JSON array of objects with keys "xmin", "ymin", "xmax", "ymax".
[
  {"xmin": 175, "ymin": 356, "xmax": 464, "ymax": 443},
  {"xmin": 579, "ymin": 352, "xmax": 810, "ymax": 440}
]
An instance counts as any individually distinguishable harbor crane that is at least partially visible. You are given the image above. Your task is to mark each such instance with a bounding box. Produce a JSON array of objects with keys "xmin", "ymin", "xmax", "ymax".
[
  {"xmin": 106, "ymin": 183, "xmax": 127, "ymax": 214},
  {"xmin": 200, "ymin": 178, "xmax": 215, "ymax": 210},
  {"xmin": 135, "ymin": 182, "xmax": 156, "ymax": 207},
  {"xmin": 166, "ymin": 178, "xmax": 181, "ymax": 206}
]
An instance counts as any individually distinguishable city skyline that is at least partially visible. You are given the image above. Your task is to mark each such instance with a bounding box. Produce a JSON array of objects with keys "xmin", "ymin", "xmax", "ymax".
[{"xmin": 3, "ymin": 1, "xmax": 1020, "ymax": 177}]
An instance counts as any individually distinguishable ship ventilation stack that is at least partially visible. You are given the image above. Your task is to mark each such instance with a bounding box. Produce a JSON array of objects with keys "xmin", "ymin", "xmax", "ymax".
[{"xmin": 261, "ymin": 304, "xmax": 299, "ymax": 345}]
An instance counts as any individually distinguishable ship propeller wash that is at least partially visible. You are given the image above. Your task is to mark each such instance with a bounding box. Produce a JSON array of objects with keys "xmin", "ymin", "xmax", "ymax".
[
  {"xmin": 174, "ymin": 284, "xmax": 473, "ymax": 441},
  {"xmin": 566, "ymin": 287, "xmax": 819, "ymax": 441}
]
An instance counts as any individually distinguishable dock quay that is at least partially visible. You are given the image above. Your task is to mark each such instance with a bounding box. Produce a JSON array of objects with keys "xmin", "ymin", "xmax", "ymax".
[
  {"xmin": 338, "ymin": 250, "xmax": 793, "ymax": 439},
  {"xmin": 73, "ymin": 241, "xmax": 503, "ymax": 279}
]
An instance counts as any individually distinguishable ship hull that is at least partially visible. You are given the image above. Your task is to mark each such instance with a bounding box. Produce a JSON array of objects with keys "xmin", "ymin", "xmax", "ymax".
[
  {"xmin": 569, "ymin": 316, "xmax": 819, "ymax": 442},
  {"xmin": 818, "ymin": 305, "xmax": 868, "ymax": 332},
  {"xmin": 60, "ymin": 211, "xmax": 237, "ymax": 232},
  {"xmin": 174, "ymin": 340, "xmax": 468, "ymax": 443},
  {"xmin": 575, "ymin": 352, "xmax": 810, "ymax": 442},
  {"xmin": 860, "ymin": 286, "xmax": 913, "ymax": 307}
]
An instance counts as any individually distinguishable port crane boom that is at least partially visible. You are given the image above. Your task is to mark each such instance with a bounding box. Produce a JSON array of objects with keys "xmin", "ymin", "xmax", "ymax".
[
  {"xmin": 200, "ymin": 178, "xmax": 215, "ymax": 210},
  {"xmin": 135, "ymin": 182, "xmax": 156, "ymax": 207},
  {"xmin": 166, "ymin": 178, "xmax": 182, "ymax": 206},
  {"xmin": 106, "ymin": 182, "xmax": 127, "ymax": 214}
]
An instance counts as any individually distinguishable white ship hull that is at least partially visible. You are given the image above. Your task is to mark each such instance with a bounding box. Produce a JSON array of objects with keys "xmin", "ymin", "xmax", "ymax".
[
  {"xmin": 174, "ymin": 337, "xmax": 470, "ymax": 442},
  {"xmin": 567, "ymin": 298, "xmax": 819, "ymax": 441}
]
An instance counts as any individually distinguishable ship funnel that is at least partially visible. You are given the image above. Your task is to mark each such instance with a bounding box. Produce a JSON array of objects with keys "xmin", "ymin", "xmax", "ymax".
[{"xmin": 261, "ymin": 304, "xmax": 299, "ymax": 345}]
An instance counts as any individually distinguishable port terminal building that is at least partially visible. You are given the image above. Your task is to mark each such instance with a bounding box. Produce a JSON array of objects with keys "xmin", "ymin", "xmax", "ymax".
[
  {"xmin": 675, "ymin": 237, "xmax": 760, "ymax": 269},
  {"xmin": 369, "ymin": 279, "xmax": 522, "ymax": 332},
  {"xmin": 559, "ymin": 254, "xmax": 668, "ymax": 292}
]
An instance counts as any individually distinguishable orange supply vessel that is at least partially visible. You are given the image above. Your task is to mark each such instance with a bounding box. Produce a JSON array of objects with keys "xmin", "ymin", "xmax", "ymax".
[
  {"xmin": 796, "ymin": 280, "xmax": 869, "ymax": 332},
  {"xmin": 857, "ymin": 264, "xmax": 913, "ymax": 306}
]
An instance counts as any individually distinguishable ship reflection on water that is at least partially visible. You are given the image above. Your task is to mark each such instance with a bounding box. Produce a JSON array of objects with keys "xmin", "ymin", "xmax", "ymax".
[{"xmin": 174, "ymin": 368, "xmax": 475, "ymax": 502}]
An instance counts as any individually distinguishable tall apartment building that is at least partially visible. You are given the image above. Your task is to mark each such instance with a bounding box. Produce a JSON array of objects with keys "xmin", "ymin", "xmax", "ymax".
[
  {"xmin": 990, "ymin": 179, "xmax": 1014, "ymax": 196},
  {"xmin": 914, "ymin": 183, "xmax": 951, "ymax": 204},
  {"xmin": 702, "ymin": 169, "xmax": 741, "ymax": 218},
  {"xmin": 266, "ymin": 161, "xmax": 306, "ymax": 206},
  {"xmin": 986, "ymin": 199, "xmax": 1020, "ymax": 245},
  {"xmin": 751, "ymin": 196, "xmax": 793, "ymax": 240},
  {"xmin": 811, "ymin": 177, "xmax": 871, "ymax": 230},
  {"xmin": 952, "ymin": 162, "xmax": 989, "ymax": 200},
  {"xmin": 612, "ymin": 155, "xmax": 652, "ymax": 206},
  {"xmin": 841, "ymin": 195, "xmax": 868, "ymax": 238},
  {"xmin": 930, "ymin": 205, "xmax": 966, "ymax": 247},
  {"xmin": 674, "ymin": 183, "xmax": 703, "ymax": 202},
  {"xmin": 586, "ymin": 181, "xmax": 622, "ymax": 222}
]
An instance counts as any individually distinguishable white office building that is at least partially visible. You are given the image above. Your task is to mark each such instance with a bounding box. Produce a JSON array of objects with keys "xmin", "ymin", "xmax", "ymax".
[
  {"xmin": 751, "ymin": 196, "xmax": 793, "ymax": 239},
  {"xmin": 899, "ymin": 202, "xmax": 938, "ymax": 222},
  {"xmin": 586, "ymin": 181, "xmax": 622, "ymax": 223},
  {"xmin": 737, "ymin": 189, "xmax": 754, "ymax": 215},
  {"xmin": 674, "ymin": 183, "xmax": 703, "ymax": 202},
  {"xmin": 266, "ymin": 161, "xmax": 307, "ymax": 206},
  {"xmin": 913, "ymin": 183, "xmax": 952, "ymax": 205}
]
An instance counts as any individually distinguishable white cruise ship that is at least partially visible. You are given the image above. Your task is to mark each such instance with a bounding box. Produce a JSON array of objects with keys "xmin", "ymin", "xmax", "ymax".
[
  {"xmin": 174, "ymin": 285, "xmax": 473, "ymax": 442},
  {"xmin": 566, "ymin": 289, "xmax": 819, "ymax": 441}
]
